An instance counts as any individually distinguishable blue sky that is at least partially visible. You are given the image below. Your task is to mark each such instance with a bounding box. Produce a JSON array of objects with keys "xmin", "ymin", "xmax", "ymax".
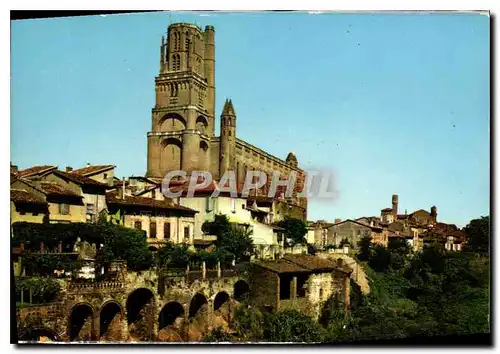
[{"xmin": 11, "ymin": 11, "xmax": 490, "ymax": 227}]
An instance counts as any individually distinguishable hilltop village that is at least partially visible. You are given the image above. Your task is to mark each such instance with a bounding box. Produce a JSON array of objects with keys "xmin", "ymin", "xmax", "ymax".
[{"xmin": 10, "ymin": 22, "xmax": 485, "ymax": 344}]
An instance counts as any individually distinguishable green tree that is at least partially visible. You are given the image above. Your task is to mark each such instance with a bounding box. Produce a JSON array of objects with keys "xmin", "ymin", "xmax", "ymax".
[
  {"xmin": 357, "ymin": 235, "xmax": 372, "ymax": 261},
  {"xmin": 16, "ymin": 277, "xmax": 61, "ymax": 304},
  {"xmin": 216, "ymin": 227, "xmax": 254, "ymax": 263},
  {"xmin": 233, "ymin": 304, "xmax": 265, "ymax": 341},
  {"xmin": 464, "ymin": 216, "xmax": 489, "ymax": 255},
  {"xmin": 276, "ymin": 217, "xmax": 307, "ymax": 246},
  {"xmin": 368, "ymin": 244, "xmax": 391, "ymax": 272},
  {"xmin": 102, "ymin": 225, "xmax": 153, "ymax": 271},
  {"xmin": 203, "ymin": 215, "xmax": 254, "ymax": 262},
  {"xmin": 203, "ymin": 327, "xmax": 234, "ymax": 342},
  {"xmin": 156, "ymin": 242, "xmax": 190, "ymax": 269},
  {"xmin": 263, "ymin": 310, "xmax": 323, "ymax": 342}
]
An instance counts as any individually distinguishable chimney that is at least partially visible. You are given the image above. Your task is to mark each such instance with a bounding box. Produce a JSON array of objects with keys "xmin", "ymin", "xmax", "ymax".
[
  {"xmin": 335, "ymin": 218, "xmax": 341, "ymax": 224},
  {"xmin": 392, "ymin": 194, "xmax": 398, "ymax": 217},
  {"xmin": 66, "ymin": 166, "xmax": 73, "ymax": 172},
  {"xmin": 11, "ymin": 164, "xmax": 18, "ymax": 173}
]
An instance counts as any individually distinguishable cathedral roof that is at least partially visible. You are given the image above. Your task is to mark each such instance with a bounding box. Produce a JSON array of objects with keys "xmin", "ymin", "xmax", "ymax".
[{"xmin": 221, "ymin": 99, "xmax": 236, "ymax": 116}]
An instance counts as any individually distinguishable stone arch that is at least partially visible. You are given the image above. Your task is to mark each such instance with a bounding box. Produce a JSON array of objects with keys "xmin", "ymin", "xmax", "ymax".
[
  {"xmin": 189, "ymin": 293, "xmax": 208, "ymax": 319},
  {"xmin": 126, "ymin": 288, "xmax": 155, "ymax": 341},
  {"xmin": 160, "ymin": 137, "xmax": 182, "ymax": 172},
  {"xmin": 213, "ymin": 291, "xmax": 230, "ymax": 311},
  {"xmin": 99, "ymin": 301, "xmax": 124, "ymax": 341},
  {"xmin": 234, "ymin": 280, "xmax": 250, "ymax": 302},
  {"xmin": 199, "ymin": 140, "xmax": 209, "ymax": 152},
  {"xmin": 158, "ymin": 301, "xmax": 185, "ymax": 331},
  {"xmin": 19, "ymin": 327, "xmax": 59, "ymax": 342},
  {"xmin": 148, "ymin": 246, "xmax": 159, "ymax": 252},
  {"xmin": 68, "ymin": 302, "xmax": 95, "ymax": 341},
  {"xmin": 196, "ymin": 115, "xmax": 208, "ymax": 135},
  {"xmin": 159, "ymin": 113, "xmax": 186, "ymax": 132}
]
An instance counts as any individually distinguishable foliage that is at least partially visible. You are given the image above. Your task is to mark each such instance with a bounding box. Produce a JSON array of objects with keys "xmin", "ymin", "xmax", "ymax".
[
  {"xmin": 203, "ymin": 215, "xmax": 255, "ymax": 262},
  {"xmin": 100, "ymin": 224, "xmax": 153, "ymax": 271},
  {"xmin": 203, "ymin": 327, "xmax": 234, "ymax": 342},
  {"xmin": 464, "ymin": 216, "xmax": 489, "ymax": 255},
  {"xmin": 156, "ymin": 242, "xmax": 190, "ymax": 269},
  {"xmin": 356, "ymin": 235, "xmax": 372, "ymax": 261},
  {"xmin": 263, "ymin": 310, "xmax": 323, "ymax": 342},
  {"xmin": 12, "ymin": 222, "xmax": 104, "ymax": 252},
  {"xmin": 232, "ymin": 304, "xmax": 265, "ymax": 341},
  {"xmin": 21, "ymin": 253, "xmax": 83, "ymax": 277},
  {"xmin": 202, "ymin": 214, "xmax": 231, "ymax": 236},
  {"xmin": 16, "ymin": 277, "xmax": 61, "ymax": 304},
  {"xmin": 276, "ymin": 217, "xmax": 308, "ymax": 246}
]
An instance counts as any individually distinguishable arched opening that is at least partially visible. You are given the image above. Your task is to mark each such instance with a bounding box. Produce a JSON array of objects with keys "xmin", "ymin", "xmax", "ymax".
[
  {"xmin": 189, "ymin": 293, "xmax": 208, "ymax": 318},
  {"xmin": 68, "ymin": 303, "xmax": 94, "ymax": 341},
  {"xmin": 160, "ymin": 113, "xmax": 186, "ymax": 132},
  {"xmin": 213, "ymin": 291, "xmax": 230, "ymax": 311},
  {"xmin": 158, "ymin": 302, "xmax": 185, "ymax": 331},
  {"xmin": 148, "ymin": 246, "xmax": 158, "ymax": 252},
  {"xmin": 126, "ymin": 288, "xmax": 155, "ymax": 341},
  {"xmin": 187, "ymin": 293, "xmax": 209, "ymax": 341},
  {"xmin": 99, "ymin": 301, "xmax": 123, "ymax": 341},
  {"xmin": 19, "ymin": 328, "xmax": 58, "ymax": 343},
  {"xmin": 160, "ymin": 137, "xmax": 182, "ymax": 172},
  {"xmin": 234, "ymin": 280, "xmax": 250, "ymax": 302},
  {"xmin": 199, "ymin": 141, "xmax": 209, "ymax": 152},
  {"xmin": 196, "ymin": 116, "xmax": 208, "ymax": 135}
]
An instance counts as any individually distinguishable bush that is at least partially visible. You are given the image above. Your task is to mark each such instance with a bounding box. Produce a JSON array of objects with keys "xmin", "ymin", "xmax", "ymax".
[
  {"xmin": 16, "ymin": 277, "xmax": 61, "ymax": 304},
  {"xmin": 263, "ymin": 310, "xmax": 323, "ymax": 342}
]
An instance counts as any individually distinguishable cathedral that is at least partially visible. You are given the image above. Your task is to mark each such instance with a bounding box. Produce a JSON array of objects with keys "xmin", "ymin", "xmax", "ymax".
[{"xmin": 145, "ymin": 23, "xmax": 307, "ymax": 219}]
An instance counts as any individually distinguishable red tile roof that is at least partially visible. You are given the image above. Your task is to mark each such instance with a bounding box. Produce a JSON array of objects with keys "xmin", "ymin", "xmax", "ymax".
[
  {"xmin": 253, "ymin": 259, "xmax": 310, "ymax": 274},
  {"xmin": 106, "ymin": 190, "xmax": 197, "ymax": 214},
  {"xmin": 53, "ymin": 170, "xmax": 109, "ymax": 188},
  {"xmin": 71, "ymin": 164, "xmax": 115, "ymax": 176},
  {"xmin": 283, "ymin": 254, "xmax": 338, "ymax": 272},
  {"xmin": 39, "ymin": 181, "xmax": 82, "ymax": 198},
  {"xmin": 17, "ymin": 165, "xmax": 57, "ymax": 178},
  {"xmin": 10, "ymin": 189, "xmax": 47, "ymax": 206}
]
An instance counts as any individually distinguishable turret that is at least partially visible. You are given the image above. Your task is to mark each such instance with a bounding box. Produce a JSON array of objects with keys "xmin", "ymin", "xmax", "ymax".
[
  {"xmin": 204, "ymin": 25, "xmax": 216, "ymax": 135},
  {"xmin": 219, "ymin": 99, "xmax": 236, "ymax": 178},
  {"xmin": 392, "ymin": 194, "xmax": 398, "ymax": 218},
  {"xmin": 430, "ymin": 205, "xmax": 437, "ymax": 222},
  {"xmin": 286, "ymin": 152, "xmax": 298, "ymax": 168}
]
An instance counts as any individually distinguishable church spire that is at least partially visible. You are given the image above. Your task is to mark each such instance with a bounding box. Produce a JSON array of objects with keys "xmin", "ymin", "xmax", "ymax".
[{"xmin": 222, "ymin": 98, "xmax": 236, "ymax": 117}]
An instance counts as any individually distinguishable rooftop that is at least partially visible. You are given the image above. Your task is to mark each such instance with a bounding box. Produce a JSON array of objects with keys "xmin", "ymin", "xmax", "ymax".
[{"xmin": 71, "ymin": 164, "xmax": 115, "ymax": 176}]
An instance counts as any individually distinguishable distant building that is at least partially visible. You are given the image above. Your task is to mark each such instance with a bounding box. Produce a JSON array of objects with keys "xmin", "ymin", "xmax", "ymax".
[
  {"xmin": 327, "ymin": 219, "xmax": 386, "ymax": 248},
  {"xmin": 250, "ymin": 254, "xmax": 352, "ymax": 319}
]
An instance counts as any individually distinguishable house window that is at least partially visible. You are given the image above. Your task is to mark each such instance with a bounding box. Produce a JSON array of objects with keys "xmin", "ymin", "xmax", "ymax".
[
  {"xmin": 103, "ymin": 173, "xmax": 108, "ymax": 180},
  {"xmin": 242, "ymin": 204, "xmax": 245, "ymax": 209},
  {"xmin": 206, "ymin": 197, "xmax": 213, "ymax": 212},
  {"xmin": 134, "ymin": 221, "xmax": 142, "ymax": 230},
  {"xmin": 86, "ymin": 203, "xmax": 95, "ymax": 215},
  {"xmin": 231, "ymin": 199, "xmax": 236, "ymax": 213},
  {"xmin": 151, "ymin": 189, "xmax": 156, "ymax": 199},
  {"xmin": 150, "ymin": 222, "xmax": 157, "ymax": 238},
  {"xmin": 59, "ymin": 203, "xmax": 70, "ymax": 215},
  {"xmin": 164, "ymin": 222, "xmax": 171, "ymax": 240},
  {"xmin": 319, "ymin": 288, "xmax": 324, "ymax": 299},
  {"xmin": 184, "ymin": 226, "xmax": 190, "ymax": 239}
]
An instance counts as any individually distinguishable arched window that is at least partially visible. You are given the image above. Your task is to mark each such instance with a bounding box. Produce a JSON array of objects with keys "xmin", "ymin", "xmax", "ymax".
[
  {"xmin": 185, "ymin": 31, "xmax": 190, "ymax": 50},
  {"xmin": 172, "ymin": 54, "xmax": 180, "ymax": 71},
  {"xmin": 173, "ymin": 32, "xmax": 180, "ymax": 51}
]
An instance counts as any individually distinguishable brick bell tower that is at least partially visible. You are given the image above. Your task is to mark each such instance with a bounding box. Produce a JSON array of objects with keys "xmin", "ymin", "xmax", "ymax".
[{"xmin": 146, "ymin": 23, "xmax": 215, "ymax": 178}]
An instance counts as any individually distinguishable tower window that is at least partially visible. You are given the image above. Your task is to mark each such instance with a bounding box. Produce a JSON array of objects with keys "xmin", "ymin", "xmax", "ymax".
[
  {"xmin": 229, "ymin": 131, "xmax": 232, "ymax": 137},
  {"xmin": 172, "ymin": 54, "xmax": 180, "ymax": 71},
  {"xmin": 173, "ymin": 32, "xmax": 180, "ymax": 51},
  {"xmin": 185, "ymin": 31, "xmax": 190, "ymax": 50}
]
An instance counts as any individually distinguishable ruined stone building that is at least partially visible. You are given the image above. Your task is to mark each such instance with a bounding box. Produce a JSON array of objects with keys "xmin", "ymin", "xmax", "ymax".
[
  {"xmin": 145, "ymin": 23, "xmax": 307, "ymax": 221},
  {"xmin": 250, "ymin": 254, "xmax": 351, "ymax": 320}
]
